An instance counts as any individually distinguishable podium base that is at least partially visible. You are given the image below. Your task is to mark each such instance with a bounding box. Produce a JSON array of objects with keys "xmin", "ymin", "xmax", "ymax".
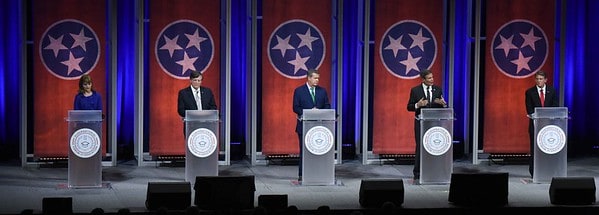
[
  {"xmin": 57, "ymin": 182, "xmax": 112, "ymax": 189},
  {"xmin": 290, "ymin": 179, "xmax": 344, "ymax": 186}
]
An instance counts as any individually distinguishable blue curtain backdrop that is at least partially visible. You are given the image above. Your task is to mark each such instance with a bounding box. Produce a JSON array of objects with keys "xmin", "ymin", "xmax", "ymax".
[
  {"xmin": 0, "ymin": 0, "xmax": 22, "ymax": 159},
  {"xmin": 0, "ymin": 0, "xmax": 598, "ymax": 160}
]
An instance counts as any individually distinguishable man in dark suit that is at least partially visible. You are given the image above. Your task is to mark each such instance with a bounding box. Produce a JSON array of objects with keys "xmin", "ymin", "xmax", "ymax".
[
  {"xmin": 406, "ymin": 70, "xmax": 447, "ymax": 180},
  {"xmin": 525, "ymin": 70, "xmax": 558, "ymax": 177},
  {"xmin": 293, "ymin": 69, "xmax": 331, "ymax": 181},
  {"xmin": 177, "ymin": 70, "xmax": 217, "ymax": 135}
]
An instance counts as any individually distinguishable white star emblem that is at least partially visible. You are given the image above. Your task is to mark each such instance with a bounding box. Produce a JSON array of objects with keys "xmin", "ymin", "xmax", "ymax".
[
  {"xmin": 400, "ymin": 52, "xmax": 421, "ymax": 74},
  {"xmin": 70, "ymin": 28, "xmax": 93, "ymax": 51},
  {"xmin": 176, "ymin": 52, "xmax": 198, "ymax": 75},
  {"xmin": 520, "ymin": 28, "xmax": 542, "ymax": 51},
  {"xmin": 61, "ymin": 52, "xmax": 84, "ymax": 75},
  {"xmin": 296, "ymin": 29, "xmax": 319, "ymax": 51},
  {"xmin": 384, "ymin": 35, "xmax": 406, "ymax": 57},
  {"xmin": 185, "ymin": 29, "xmax": 207, "ymax": 51},
  {"xmin": 408, "ymin": 28, "xmax": 430, "ymax": 51},
  {"xmin": 511, "ymin": 51, "xmax": 532, "ymax": 74},
  {"xmin": 288, "ymin": 52, "xmax": 309, "ymax": 75},
  {"xmin": 272, "ymin": 35, "xmax": 295, "ymax": 57},
  {"xmin": 160, "ymin": 35, "xmax": 183, "ymax": 58},
  {"xmin": 495, "ymin": 35, "xmax": 517, "ymax": 57},
  {"xmin": 44, "ymin": 35, "xmax": 69, "ymax": 57}
]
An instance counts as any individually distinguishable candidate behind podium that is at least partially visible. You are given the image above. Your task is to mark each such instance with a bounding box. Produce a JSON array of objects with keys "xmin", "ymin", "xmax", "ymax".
[
  {"xmin": 524, "ymin": 70, "xmax": 558, "ymax": 177},
  {"xmin": 293, "ymin": 69, "xmax": 331, "ymax": 181},
  {"xmin": 73, "ymin": 74, "xmax": 102, "ymax": 111},
  {"xmin": 177, "ymin": 71, "xmax": 217, "ymax": 135},
  {"xmin": 406, "ymin": 69, "xmax": 447, "ymax": 180}
]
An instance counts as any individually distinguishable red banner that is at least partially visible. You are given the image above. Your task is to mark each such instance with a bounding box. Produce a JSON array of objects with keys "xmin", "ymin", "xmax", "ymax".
[
  {"xmin": 148, "ymin": 0, "xmax": 221, "ymax": 155},
  {"xmin": 33, "ymin": 0, "xmax": 107, "ymax": 157},
  {"xmin": 483, "ymin": 0, "xmax": 554, "ymax": 153},
  {"xmin": 372, "ymin": 0, "xmax": 444, "ymax": 154},
  {"xmin": 261, "ymin": 0, "xmax": 331, "ymax": 154}
]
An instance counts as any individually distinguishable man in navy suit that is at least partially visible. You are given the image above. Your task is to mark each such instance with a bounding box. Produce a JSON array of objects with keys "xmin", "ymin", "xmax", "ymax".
[
  {"xmin": 525, "ymin": 70, "xmax": 558, "ymax": 177},
  {"xmin": 407, "ymin": 70, "xmax": 447, "ymax": 181},
  {"xmin": 177, "ymin": 70, "xmax": 217, "ymax": 135},
  {"xmin": 293, "ymin": 69, "xmax": 331, "ymax": 181}
]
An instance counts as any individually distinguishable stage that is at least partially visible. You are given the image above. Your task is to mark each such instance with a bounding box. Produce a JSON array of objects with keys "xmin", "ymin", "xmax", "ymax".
[{"xmin": 0, "ymin": 156, "xmax": 598, "ymax": 214}]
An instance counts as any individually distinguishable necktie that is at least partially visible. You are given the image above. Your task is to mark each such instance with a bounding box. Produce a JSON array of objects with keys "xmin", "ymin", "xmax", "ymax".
[
  {"xmin": 427, "ymin": 86, "xmax": 431, "ymax": 107},
  {"xmin": 310, "ymin": 87, "xmax": 315, "ymax": 103},
  {"xmin": 195, "ymin": 89, "xmax": 203, "ymax": 110},
  {"xmin": 539, "ymin": 89, "xmax": 545, "ymax": 107}
]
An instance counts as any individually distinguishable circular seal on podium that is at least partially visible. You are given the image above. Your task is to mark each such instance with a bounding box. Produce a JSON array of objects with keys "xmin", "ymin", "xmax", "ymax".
[
  {"xmin": 304, "ymin": 126, "xmax": 334, "ymax": 156},
  {"xmin": 422, "ymin": 126, "xmax": 452, "ymax": 156},
  {"xmin": 537, "ymin": 125, "xmax": 566, "ymax": 154},
  {"xmin": 187, "ymin": 128, "xmax": 218, "ymax": 158},
  {"xmin": 70, "ymin": 128, "xmax": 101, "ymax": 158}
]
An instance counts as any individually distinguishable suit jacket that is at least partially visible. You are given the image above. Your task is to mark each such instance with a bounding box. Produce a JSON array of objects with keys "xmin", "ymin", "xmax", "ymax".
[
  {"xmin": 293, "ymin": 84, "xmax": 331, "ymax": 133},
  {"xmin": 407, "ymin": 84, "xmax": 445, "ymax": 116},
  {"xmin": 177, "ymin": 86, "xmax": 217, "ymax": 118},
  {"xmin": 525, "ymin": 85, "xmax": 559, "ymax": 115}
]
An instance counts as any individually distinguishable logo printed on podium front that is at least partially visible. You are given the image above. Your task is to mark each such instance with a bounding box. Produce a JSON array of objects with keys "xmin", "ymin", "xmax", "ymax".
[
  {"xmin": 422, "ymin": 126, "xmax": 451, "ymax": 156},
  {"xmin": 304, "ymin": 126, "xmax": 334, "ymax": 156},
  {"xmin": 537, "ymin": 125, "xmax": 566, "ymax": 154},
  {"xmin": 187, "ymin": 128, "xmax": 217, "ymax": 158},
  {"xmin": 70, "ymin": 128, "xmax": 101, "ymax": 158}
]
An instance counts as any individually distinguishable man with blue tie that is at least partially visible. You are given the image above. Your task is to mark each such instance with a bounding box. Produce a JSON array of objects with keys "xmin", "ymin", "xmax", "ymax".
[{"xmin": 293, "ymin": 69, "xmax": 331, "ymax": 181}]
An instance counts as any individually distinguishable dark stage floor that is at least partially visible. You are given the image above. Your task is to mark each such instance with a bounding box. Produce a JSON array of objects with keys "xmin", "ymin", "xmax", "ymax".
[{"xmin": 0, "ymin": 156, "xmax": 598, "ymax": 214}]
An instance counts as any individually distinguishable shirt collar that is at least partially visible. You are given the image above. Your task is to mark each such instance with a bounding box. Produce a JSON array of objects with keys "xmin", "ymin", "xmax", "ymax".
[{"xmin": 190, "ymin": 86, "xmax": 200, "ymax": 93}]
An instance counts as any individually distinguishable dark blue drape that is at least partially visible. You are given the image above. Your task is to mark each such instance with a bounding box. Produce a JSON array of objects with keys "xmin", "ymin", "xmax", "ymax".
[
  {"xmin": 0, "ymin": 0, "xmax": 22, "ymax": 159},
  {"xmin": 564, "ymin": 0, "xmax": 599, "ymax": 156},
  {"xmin": 115, "ymin": 0, "xmax": 137, "ymax": 158},
  {"xmin": 230, "ymin": 0, "xmax": 249, "ymax": 157},
  {"xmin": 452, "ymin": 0, "xmax": 470, "ymax": 156},
  {"xmin": 341, "ymin": 0, "xmax": 363, "ymax": 158}
]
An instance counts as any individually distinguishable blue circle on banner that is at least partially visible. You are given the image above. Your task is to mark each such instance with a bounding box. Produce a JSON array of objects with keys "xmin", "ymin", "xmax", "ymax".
[
  {"xmin": 39, "ymin": 19, "xmax": 100, "ymax": 80},
  {"xmin": 155, "ymin": 20, "xmax": 214, "ymax": 79},
  {"xmin": 267, "ymin": 19, "xmax": 325, "ymax": 79},
  {"xmin": 491, "ymin": 19, "xmax": 548, "ymax": 78},
  {"xmin": 380, "ymin": 20, "xmax": 437, "ymax": 79}
]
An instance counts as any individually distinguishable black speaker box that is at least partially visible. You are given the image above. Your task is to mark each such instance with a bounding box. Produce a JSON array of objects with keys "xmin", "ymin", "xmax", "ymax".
[
  {"xmin": 258, "ymin": 194, "xmax": 288, "ymax": 213},
  {"xmin": 42, "ymin": 197, "xmax": 72, "ymax": 215},
  {"xmin": 550, "ymin": 177, "xmax": 596, "ymax": 205},
  {"xmin": 194, "ymin": 175, "xmax": 256, "ymax": 210},
  {"xmin": 359, "ymin": 179, "xmax": 404, "ymax": 208},
  {"xmin": 448, "ymin": 172, "xmax": 508, "ymax": 207},
  {"xmin": 146, "ymin": 182, "xmax": 191, "ymax": 210}
]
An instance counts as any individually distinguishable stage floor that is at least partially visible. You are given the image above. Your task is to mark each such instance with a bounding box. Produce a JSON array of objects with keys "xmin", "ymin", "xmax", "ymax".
[{"xmin": 0, "ymin": 156, "xmax": 598, "ymax": 214}]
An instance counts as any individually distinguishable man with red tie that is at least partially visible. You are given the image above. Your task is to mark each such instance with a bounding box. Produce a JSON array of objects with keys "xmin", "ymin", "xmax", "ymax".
[{"xmin": 525, "ymin": 71, "xmax": 559, "ymax": 177}]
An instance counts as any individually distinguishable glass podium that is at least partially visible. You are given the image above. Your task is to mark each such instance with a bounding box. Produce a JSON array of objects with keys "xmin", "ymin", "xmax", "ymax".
[
  {"xmin": 66, "ymin": 110, "xmax": 103, "ymax": 188},
  {"xmin": 301, "ymin": 109, "xmax": 336, "ymax": 185},
  {"xmin": 530, "ymin": 107, "xmax": 568, "ymax": 183},
  {"xmin": 185, "ymin": 110, "xmax": 219, "ymax": 183},
  {"xmin": 417, "ymin": 108, "xmax": 454, "ymax": 184}
]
